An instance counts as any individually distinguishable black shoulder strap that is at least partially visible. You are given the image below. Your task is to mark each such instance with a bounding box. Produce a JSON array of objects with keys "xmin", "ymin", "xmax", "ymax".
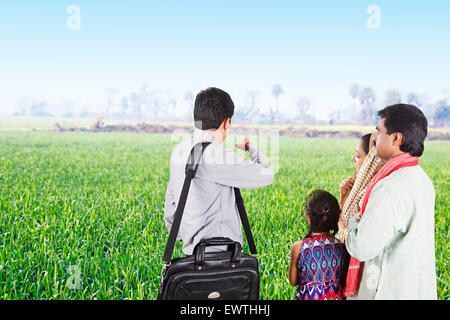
[
  {"xmin": 163, "ymin": 141, "xmax": 257, "ymax": 262},
  {"xmin": 163, "ymin": 142, "xmax": 211, "ymax": 262},
  {"xmin": 234, "ymin": 187, "xmax": 257, "ymax": 255}
]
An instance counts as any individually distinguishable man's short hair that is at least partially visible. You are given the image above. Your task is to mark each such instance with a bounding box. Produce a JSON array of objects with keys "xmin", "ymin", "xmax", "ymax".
[
  {"xmin": 194, "ymin": 87, "xmax": 235, "ymax": 130},
  {"xmin": 378, "ymin": 104, "xmax": 428, "ymax": 157}
]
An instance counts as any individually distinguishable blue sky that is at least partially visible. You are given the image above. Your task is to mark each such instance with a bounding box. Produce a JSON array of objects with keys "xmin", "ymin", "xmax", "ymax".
[{"xmin": 1, "ymin": 0, "xmax": 450, "ymax": 118}]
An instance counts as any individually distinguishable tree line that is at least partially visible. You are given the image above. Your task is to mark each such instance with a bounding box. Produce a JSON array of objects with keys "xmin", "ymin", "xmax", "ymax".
[{"xmin": 12, "ymin": 83, "xmax": 450, "ymax": 127}]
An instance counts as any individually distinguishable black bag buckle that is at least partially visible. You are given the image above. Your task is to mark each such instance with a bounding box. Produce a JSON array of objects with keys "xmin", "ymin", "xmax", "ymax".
[{"xmin": 159, "ymin": 262, "xmax": 171, "ymax": 286}]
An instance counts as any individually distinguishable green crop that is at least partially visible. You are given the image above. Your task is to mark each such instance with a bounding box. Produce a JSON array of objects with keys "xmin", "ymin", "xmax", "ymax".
[{"xmin": 0, "ymin": 132, "xmax": 448, "ymax": 299}]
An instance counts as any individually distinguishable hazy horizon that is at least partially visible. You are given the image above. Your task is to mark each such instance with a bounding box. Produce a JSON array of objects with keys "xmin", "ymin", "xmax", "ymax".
[{"xmin": 1, "ymin": 1, "xmax": 450, "ymax": 122}]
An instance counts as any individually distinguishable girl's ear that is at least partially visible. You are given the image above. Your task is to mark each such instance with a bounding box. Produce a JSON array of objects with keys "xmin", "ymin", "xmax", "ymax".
[{"xmin": 305, "ymin": 214, "xmax": 311, "ymax": 225}]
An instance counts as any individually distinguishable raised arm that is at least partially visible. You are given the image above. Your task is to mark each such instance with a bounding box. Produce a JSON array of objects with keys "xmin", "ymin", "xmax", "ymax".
[{"xmin": 195, "ymin": 141, "xmax": 274, "ymax": 189}]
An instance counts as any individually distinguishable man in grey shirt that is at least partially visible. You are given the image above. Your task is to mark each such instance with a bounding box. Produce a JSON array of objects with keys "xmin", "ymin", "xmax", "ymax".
[{"xmin": 164, "ymin": 87, "xmax": 274, "ymax": 255}]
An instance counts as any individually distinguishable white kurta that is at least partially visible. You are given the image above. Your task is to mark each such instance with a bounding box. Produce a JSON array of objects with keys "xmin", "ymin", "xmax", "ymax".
[{"xmin": 346, "ymin": 165, "xmax": 437, "ymax": 300}]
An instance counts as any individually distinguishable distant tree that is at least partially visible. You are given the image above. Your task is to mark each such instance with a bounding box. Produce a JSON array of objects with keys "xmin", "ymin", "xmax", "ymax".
[
  {"xmin": 406, "ymin": 92, "xmax": 424, "ymax": 109},
  {"xmin": 433, "ymin": 99, "xmax": 450, "ymax": 127},
  {"xmin": 232, "ymin": 92, "xmax": 260, "ymax": 124},
  {"xmin": 349, "ymin": 83, "xmax": 360, "ymax": 101},
  {"xmin": 128, "ymin": 92, "xmax": 143, "ymax": 119},
  {"xmin": 14, "ymin": 96, "xmax": 35, "ymax": 116},
  {"xmin": 270, "ymin": 84, "xmax": 284, "ymax": 124},
  {"xmin": 29, "ymin": 102, "xmax": 52, "ymax": 117},
  {"xmin": 247, "ymin": 91, "xmax": 259, "ymax": 115},
  {"xmin": 119, "ymin": 96, "xmax": 129, "ymax": 114},
  {"xmin": 406, "ymin": 92, "xmax": 437, "ymax": 122},
  {"xmin": 137, "ymin": 84, "xmax": 156, "ymax": 120},
  {"xmin": 267, "ymin": 106, "xmax": 279, "ymax": 125},
  {"xmin": 348, "ymin": 83, "xmax": 360, "ymax": 120},
  {"xmin": 358, "ymin": 87, "xmax": 377, "ymax": 125},
  {"xmin": 296, "ymin": 96, "xmax": 314, "ymax": 124},
  {"xmin": 166, "ymin": 95, "xmax": 177, "ymax": 119},
  {"xmin": 272, "ymin": 84, "xmax": 283, "ymax": 105},
  {"xmin": 105, "ymin": 87, "xmax": 118, "ymax": 114},
  {"xmin": 184, "ymin": 91, "xmax": 194, "ymax": 121}
]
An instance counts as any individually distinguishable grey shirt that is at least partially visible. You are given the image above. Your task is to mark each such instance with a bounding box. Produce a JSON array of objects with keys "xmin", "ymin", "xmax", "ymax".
[{"xmin": 164, "ymin": 128, "xmax": 274, "ymax": 255}]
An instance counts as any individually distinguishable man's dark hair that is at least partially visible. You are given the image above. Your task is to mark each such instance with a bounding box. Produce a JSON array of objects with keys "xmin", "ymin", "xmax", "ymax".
[
  {"xmin": 378, "ymin": 104, "xmax": 428, "ymax": 157},
  {"xmin": 194, "ymin": 87, "xmax": 235, "ymax": 130},
  {"xmin": 303, "ymin": 189, "xmax": 340, "ymax": 239}
]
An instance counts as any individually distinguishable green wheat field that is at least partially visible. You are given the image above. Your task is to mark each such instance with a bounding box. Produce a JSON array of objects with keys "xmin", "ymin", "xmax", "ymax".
[{"xmin": 0, "ymin": 131, "xmax": 448, "ymax": 300}]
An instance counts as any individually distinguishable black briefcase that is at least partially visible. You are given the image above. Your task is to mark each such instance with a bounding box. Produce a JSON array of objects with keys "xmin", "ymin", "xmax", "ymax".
[{"xmin": 157, "ymin": 142, "xmax": 260, "ymax": 300}]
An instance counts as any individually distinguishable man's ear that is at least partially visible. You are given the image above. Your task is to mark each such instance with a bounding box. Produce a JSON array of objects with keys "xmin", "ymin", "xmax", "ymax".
[
  {"xmin": 223, "ymin": 118, "xmax": 231, "ymax": 131},
  {"xmin": 392, "ymin": 132, "xmax": 403, "ymax": 147}
]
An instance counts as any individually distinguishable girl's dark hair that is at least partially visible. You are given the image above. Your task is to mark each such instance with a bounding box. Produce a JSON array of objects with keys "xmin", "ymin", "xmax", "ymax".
[
  {"xmin": 360, "ymin": 133, "xmax": 372, "ymax": 155},
  {"xmin": 303, "ymin": 189, "xmax": 341, "ymax": 238}
]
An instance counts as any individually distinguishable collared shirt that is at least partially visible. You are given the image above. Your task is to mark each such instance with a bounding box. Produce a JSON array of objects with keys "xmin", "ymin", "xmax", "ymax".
[
  {"xmin": 164, "ymin": 127, "xmax": 274, "ymax": 255},
  {"xmin": 346, "ymin": 166, "xmax": 437, "ymax": 300}
]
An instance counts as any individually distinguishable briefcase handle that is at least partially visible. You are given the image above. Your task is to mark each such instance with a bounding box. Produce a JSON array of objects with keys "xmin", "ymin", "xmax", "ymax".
[{"xmin": 194, "ymin": 237, "xmax": 241, "ymax": 269}]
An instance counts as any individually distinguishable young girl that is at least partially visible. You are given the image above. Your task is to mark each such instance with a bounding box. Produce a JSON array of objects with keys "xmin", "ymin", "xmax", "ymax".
[{"xmin": 289, "ymin": 189, "xmax": 349, "ymax": 300}]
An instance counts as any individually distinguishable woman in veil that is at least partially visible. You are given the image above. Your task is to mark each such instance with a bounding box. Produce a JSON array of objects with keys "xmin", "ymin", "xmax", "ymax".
[{"xmin": 337, "ymin": 133, "xmax": 385, "ymax": 242}]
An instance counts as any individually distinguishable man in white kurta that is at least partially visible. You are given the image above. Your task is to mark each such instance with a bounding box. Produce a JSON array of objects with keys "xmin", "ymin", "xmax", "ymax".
[
  {"xmin": 345, "ymin": 104, "xmax": 438, "ymax": 300},
  {"xmin": 346, "ymin": 165, "xmax": 437, "ymax": 299}
]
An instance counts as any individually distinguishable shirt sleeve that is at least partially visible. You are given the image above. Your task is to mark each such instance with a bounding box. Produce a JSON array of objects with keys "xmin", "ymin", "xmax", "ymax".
[
  {"xmin": 195, "ymin": 142, "xmax": 274, "ymax": 189},
  {"xmin": 163, "ymin": 176, "xmax": 176, "ymax": 234},
  {"xmin": 345, "ymin": 182, "xmax": 402, "ymax": 262}
]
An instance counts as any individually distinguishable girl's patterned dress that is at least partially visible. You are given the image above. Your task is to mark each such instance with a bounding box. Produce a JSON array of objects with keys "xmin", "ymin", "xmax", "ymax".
[{"xmin": 296, "ymin": 234, "xmax": 349, "ymax": 300}]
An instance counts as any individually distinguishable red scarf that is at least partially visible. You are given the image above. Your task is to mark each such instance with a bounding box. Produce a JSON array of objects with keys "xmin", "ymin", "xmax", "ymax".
[{"xmin": 344, "ymin": 152, "xmax": 419, "ymax": 297}]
